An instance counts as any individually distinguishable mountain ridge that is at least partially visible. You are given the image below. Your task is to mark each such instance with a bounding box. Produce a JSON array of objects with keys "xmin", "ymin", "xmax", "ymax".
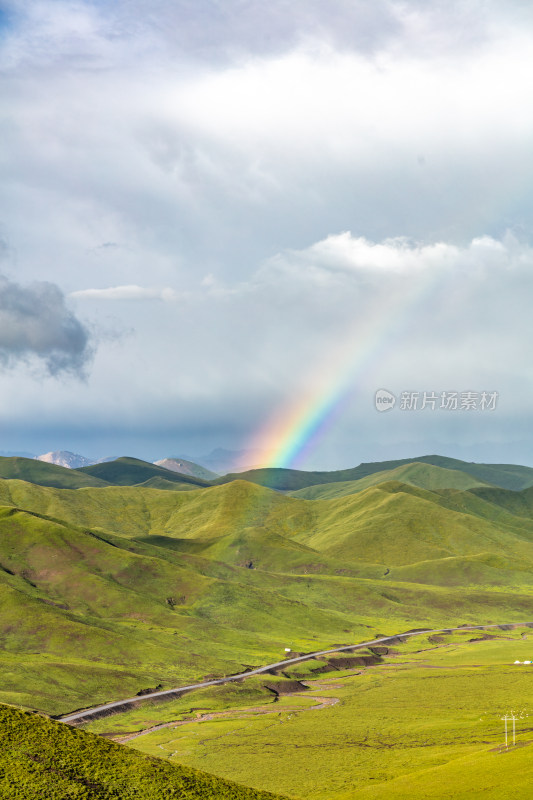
[{"xmin": 214, "ymin": 455, "xmax": 533, "ymax": 492}]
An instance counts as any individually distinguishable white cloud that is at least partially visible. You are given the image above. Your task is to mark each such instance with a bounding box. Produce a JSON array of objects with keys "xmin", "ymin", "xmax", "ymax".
[
  {"xmin": 4, "ymin": 0, "xmax": 533, "ymax": 293},
  {"xmin": 259, "ymin": 232, "xmax": 520, "ymax": 282},
  {"xmin": 70, "ymin": 285, "xmax": 180, "ymax": 301}
]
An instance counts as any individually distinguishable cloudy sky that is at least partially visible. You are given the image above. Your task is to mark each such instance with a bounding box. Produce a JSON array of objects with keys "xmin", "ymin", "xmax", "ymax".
[{"xmin": 1, "ymin": 0, "xmax": 533, "ymax": 469}]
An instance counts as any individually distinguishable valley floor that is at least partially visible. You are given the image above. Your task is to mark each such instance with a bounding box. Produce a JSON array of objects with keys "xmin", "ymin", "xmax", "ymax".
[{"xmin": 90, "ymin": 629, "xmax": 533, "ymax": 799}]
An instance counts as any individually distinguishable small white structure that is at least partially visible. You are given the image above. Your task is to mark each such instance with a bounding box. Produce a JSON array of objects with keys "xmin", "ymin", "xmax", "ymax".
[
  {"xmin": 515, "ymin": 660, "xmax": 522, "ymax": 664},
  {"xmin": 524, "ymin": 660, "xmax": 532, "ymax": 665},
  {"xmin": 285, "ymin": 647, "xmax": 291, "ymax": 653}
]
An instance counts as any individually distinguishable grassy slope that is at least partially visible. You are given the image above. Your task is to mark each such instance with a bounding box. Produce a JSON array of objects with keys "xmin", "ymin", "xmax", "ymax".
[
  {"xmin": 291, "ymin": 462, "xmax": 492, "ymax": 499},
  {"xmin": 468, "ymin": 484, "xmax": 533, "ymax": 517},
  {"xmin": 4, "ymin": 477, "xmax": 533, "ymax": 578},
  {"xmin": 0, "ymin": 703, "xmax": 285, "ymax": 800},
  {"xmin": 293, "ymin": 482, "xmax": 533, "ymax": 566},
  {"xmin": 134, "ymin": 477, "xmax": 203, "ymax": 491},
  {"xmin": 0, "ymin": 492, "xmax": 388, "ymax": 713}
]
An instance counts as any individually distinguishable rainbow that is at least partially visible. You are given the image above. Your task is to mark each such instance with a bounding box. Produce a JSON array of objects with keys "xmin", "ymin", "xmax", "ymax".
[{"xmin": 242, "ymin": 252, "xmax": 451, "ymax": 471}]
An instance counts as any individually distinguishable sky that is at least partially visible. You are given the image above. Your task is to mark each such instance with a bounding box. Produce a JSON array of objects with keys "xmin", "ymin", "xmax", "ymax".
[{"xmin": 1, "ymin": 0, "xmax": 533, "ymax": 469}]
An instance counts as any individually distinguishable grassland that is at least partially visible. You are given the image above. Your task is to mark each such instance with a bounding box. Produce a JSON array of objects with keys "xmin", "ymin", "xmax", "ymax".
[{"xmin": 122, "ymin": 630, "xmax": 533, "ymax": 799}]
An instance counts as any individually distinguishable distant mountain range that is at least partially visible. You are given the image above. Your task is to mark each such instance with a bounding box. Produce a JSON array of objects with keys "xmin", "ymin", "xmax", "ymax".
[
  {"xmin": 214, "ymin": 453, "xmax": 533, "ymax": 492},
  {"xmin": 31, "ymin": 448, "xmax": 253, "ymax": 479},
  {"xmin": 1, "ymin": 451, "xmax": 533, "ymax": 494},
  {"xmin": 177, "ymin": 448, "xmax": 270, "ymax": 474},
  {"xmin": 34, "ymin": 451, "xmax": 219, "ymax": 481}
]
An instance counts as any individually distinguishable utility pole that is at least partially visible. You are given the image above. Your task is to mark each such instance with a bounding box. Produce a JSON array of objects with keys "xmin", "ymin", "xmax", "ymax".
[{"xmin": 501, "ymin": 713, "xmax": 517, "ymax": 748}]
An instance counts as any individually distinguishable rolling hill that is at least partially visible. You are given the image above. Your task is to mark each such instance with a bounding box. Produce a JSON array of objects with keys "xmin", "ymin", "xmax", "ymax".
[
  {"xmin": 0, "ymin": 456, "xmax": 109, "ymax": 489},
  {"xmin": 290, "ymin": 462, "xmax": 493, "ymax": 499},
  {"xmin": 0, "ymin": 456, "xmax": 208, "ymax": 491},
  {"xmin": 215, "ymin": 455, "xmax": 533, "ymax": 492},
  {"xmin": 76, "ymin": 457, "xmax": 210, "ymax": 488}
]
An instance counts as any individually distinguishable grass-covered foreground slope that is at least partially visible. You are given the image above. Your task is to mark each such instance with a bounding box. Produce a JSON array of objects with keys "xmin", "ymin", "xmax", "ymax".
[
  {"xmin": 126, "ymin": 631, "xmax": 533, "ymax": 800},
  {"xmin": 3, "ymin": 469, "xmax": 533, "ymax": 715},
  {"xmin": 0, "ymin": 703, "xmax": 286, "ymax": 800}
]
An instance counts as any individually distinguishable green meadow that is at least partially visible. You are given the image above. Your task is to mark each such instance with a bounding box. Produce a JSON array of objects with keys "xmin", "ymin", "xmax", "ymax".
[{"xmin": 123, "ymin": 632, "xmax": 533, "ymax": 800}]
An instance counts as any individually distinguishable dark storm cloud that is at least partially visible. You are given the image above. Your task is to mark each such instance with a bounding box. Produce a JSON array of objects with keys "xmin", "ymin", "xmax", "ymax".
[{"xmin": 0, "ymin": 276, "xmax": 91, "ymax": 375}]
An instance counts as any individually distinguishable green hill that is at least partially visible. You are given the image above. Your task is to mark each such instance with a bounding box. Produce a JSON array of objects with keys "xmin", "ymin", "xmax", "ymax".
[
  {"xmin": 291, "ymin": 462, "xmax": 492, "ymax": 499},
  {"xmin": 0, "ymin": 703, "xmax": 285, "ymax": 799},
  {"xmin": 216, "ymin": 455, "xmax": 533, "ymax": 492},
  {"xmin": 76, "ymin": 457, "xmax": 210, "ymax": 488},
  {"xmin": 0, "ymin": 456, "xmax": 109, "ymax": 489},
  {"xmin": 290, "ymin": 481, "xmax": 533, "ymax": 568},
  {"xmin": 413, "ymin": 455, "xmax": 533, "ymax": 491}
]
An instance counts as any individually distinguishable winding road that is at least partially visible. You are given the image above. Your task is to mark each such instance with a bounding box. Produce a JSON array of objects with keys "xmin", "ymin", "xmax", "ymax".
[{"xmin": 59, "ymin": 620, "xmax": 533, "ymax": 725}]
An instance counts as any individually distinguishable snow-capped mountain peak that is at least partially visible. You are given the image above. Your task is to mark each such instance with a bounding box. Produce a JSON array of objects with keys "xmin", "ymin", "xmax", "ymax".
[{"xmin": 36, "ymin": 451, "xmax": 96, "ymax": 469}]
